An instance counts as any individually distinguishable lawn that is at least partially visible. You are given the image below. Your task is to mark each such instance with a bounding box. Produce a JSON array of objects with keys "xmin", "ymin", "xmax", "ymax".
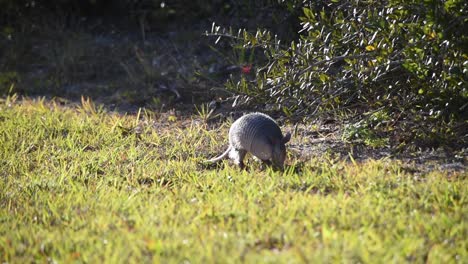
[{"xmin": 0, "ymin": 97, "xmax": 466, "ymax": 263}]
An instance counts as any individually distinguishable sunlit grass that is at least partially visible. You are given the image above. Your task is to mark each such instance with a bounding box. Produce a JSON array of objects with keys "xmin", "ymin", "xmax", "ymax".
[{"xmin": 0, "ymin": 97, "xmax": 466, "ymax": 263}]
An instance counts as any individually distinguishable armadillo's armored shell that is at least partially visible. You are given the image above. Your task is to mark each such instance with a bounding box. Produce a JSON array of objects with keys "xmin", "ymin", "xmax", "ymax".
[{"xmin": 229, "ymin": 112, "xmax": 285, "ymax": 161}]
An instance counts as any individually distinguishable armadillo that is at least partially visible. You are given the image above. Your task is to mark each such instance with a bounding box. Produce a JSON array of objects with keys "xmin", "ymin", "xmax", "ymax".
[{"xmin": 206, "ymin": 112, "xmax": 291, "ymax": 170}]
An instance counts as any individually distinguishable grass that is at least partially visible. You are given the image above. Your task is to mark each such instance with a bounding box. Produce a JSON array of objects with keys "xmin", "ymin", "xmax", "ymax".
[{"xmin": 0, "ymin": 97, "xmax": 467, "ymax": 263}]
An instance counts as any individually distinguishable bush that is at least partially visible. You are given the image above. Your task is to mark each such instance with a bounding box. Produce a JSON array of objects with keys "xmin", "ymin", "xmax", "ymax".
[{"xmin": 209, "ymin": 0, "xmax": 467, "ymax": 148}]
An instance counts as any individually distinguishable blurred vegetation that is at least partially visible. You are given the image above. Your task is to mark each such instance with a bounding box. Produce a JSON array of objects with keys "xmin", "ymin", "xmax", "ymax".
[
  {"xmin": 0, "ymin": 0, "xmax": 301, "ymax": 34},
  {"xmin": 0, "ymin": 0, "xmax": 467, "ymax": 149}
]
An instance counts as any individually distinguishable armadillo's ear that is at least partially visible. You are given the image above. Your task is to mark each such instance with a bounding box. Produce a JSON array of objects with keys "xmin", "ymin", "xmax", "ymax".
[{"xmin": 282, "ymin": 132, "xmax": 291, "ymax": 144}]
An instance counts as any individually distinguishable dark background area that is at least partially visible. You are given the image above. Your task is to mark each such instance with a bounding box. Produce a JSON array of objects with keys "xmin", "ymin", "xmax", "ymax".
[{"xmin": 0, "ymin": 0, "xmax": 301, "ymax": 109}]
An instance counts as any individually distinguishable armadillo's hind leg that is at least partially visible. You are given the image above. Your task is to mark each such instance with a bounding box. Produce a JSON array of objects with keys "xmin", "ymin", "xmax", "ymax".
[{"xmin": 229, "ymin": 148, "xmax": 247, "ymax": 169}]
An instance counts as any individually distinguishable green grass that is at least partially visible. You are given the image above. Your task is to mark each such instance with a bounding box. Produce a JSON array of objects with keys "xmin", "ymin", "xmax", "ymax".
[{"xmin": 0, "ymin": 97, "xmax": 467, "ymax": 263}]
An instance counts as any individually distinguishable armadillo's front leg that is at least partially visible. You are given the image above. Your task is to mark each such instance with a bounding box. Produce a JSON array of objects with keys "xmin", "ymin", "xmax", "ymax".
[
  {"xmin": 229, "ymin": 148, "xmax": 247, "ymax": 169},
  {"xmin": 259, "ymin": 159, "xmax": 271, "ymax": 170}
]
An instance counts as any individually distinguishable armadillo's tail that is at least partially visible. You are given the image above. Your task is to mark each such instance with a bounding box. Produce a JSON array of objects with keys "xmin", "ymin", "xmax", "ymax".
[{"xmin": 204, "ymin": 145, "xmax": 232, "ymax": 163}]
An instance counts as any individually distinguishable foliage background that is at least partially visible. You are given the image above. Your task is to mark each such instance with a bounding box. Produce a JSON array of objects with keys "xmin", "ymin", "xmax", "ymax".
[{"xmin": 0, "ymin": 0, "xmax": 467, "ymax": 148}]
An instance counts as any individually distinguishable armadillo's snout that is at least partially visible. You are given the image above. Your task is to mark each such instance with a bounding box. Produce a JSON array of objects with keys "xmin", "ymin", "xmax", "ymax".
[
  {"xmin": 271, "ymin": 160, "xmax": 285, "ymax": 171},
  {"xmin": 272, "ymin": 144, "xmax": 287, "ymax": 171},
  {"xmin": 276, "ymin": 163, "xmax": 285, "ymax": 171},
  {"xmin": 274, "ymin": 132, "xmax": 291, "ymax": 171}
]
